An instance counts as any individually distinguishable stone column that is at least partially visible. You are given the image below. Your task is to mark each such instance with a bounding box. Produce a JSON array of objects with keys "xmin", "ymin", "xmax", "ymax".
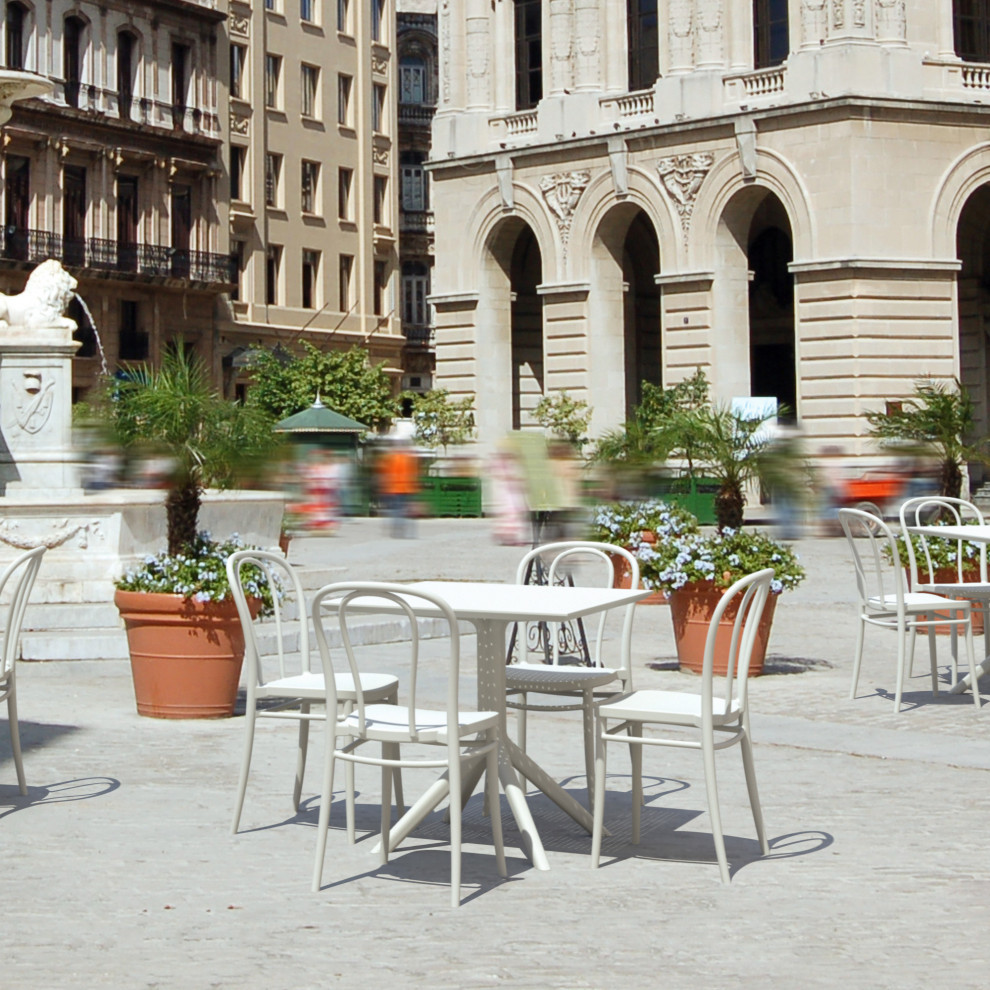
[
  {"xmin": 669, "ymin": 0, "xmax": 695, "ymax": 75},
  {"xmin": 875, "ymin": 0, "xmax": 906, "ymax": 47},
  {"xmin": 695, "ymin": 0, "xmax": 725, "ymax": 70},
  {"xmin": 799, "ymin": 0, "xmax": 828, "ymax": 50},
  {"xmin": 573, "ymin": 0, "xmax": 601, "ymax": 91},
  {"xmin": 548, "ymin": 0, "xmax": 573, "ymax": 96},
  {"xmin": 465, "ymin": 0, "xmax": 491, "ymax": 110}
]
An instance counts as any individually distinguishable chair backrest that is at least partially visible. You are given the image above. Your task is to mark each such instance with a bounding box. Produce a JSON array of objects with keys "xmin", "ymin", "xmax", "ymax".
[
  {"xmin": 513, "ymin": 541, "xmax": 640, "ymax": 676},
  {"xmin": 701, "ymin": 568, "xmax": 774, "ymax": 716},
  {"xmin": 837, "ymin": 507, "xmax": 907, "ymax": 614},
  {"xmin": 0, "ymin": 547, "xmax": 46, "ymax": 681},
  {"xmin": 898, "ymin": 496, "xmax": 987, "ymax": 585},
  {"xmin": 310, "ymin": 582, "xmax": 462, "ymax": 745},
  {"xmin": 226, "ymin": 549, "xmax": 307, "ymax": 690}
]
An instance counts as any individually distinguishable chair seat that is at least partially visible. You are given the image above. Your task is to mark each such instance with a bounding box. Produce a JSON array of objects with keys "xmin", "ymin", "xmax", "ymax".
[
  {"xmin": 258, "ymin": 670, "xmax": 398, "ymax": 703},
  {"xmin": 505, "ymin": 662, "xmax": 619, "ymax": 692},
  {"xmin": 598, "ymin": 689, "xmax": 741, "ymax": 727},
  {"xmin": 867, "ymin": 592, "xmax": 970, "ymax": 614},
  {"xmin": 338, "ymin": 703, "xmax": 499, "ymax": 743}
]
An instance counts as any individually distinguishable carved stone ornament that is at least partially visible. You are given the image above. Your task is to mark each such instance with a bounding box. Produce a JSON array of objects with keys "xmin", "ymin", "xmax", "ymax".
[
  {"xmin": 657, "ymin": 152, "xmax": 715, "ymax": 240},
  {"xmin": 229, "ymin": 14, "xmax": 249, "ymax": 38},
  {"xmin": 0, "ymin": 259, "xmax": 77, "ymax": 330},
  {"xmin": 832, "ymin": 0, "xmax": 844, "ymax": 29},
  {"xmin": 539, "ymin": 171, "xmax": 591, "ymax": 240},
  {"xmin": 373, "ymin": 148, "xmax": 389, "ymax": 166},
  {"xmin": 372, "ymin": 54, "xmax": 389, "ymax": 76},
  {"xmin": 800, "ymin": 0, "xmax": 828, "ymax": 47},
  {"xmin": 0, "ymin": 518, "xmax": 104, "ymax": 551},
  {"xmin": 231, "ymin": 113, "xmax": 249, "ymax": 136},
  {"xmin": 853, "ymin": 0, "xmax": 866, "ymax": 27},
  {"xmin": 875, "ymin": 0, "xmax": 906, "ymax": 40},
  {"xmin": 14, "ymin": 372, "xmax": 55, "ymax": 435},
  {"xmin": 439, "ymin": 0, "xmax": 451, "ymax": 105}
]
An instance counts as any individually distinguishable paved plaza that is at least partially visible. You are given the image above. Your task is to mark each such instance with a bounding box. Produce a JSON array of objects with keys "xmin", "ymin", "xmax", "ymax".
[{"xmin": 2, "ymin": 517, "xmax": 988, "ymax": 988}]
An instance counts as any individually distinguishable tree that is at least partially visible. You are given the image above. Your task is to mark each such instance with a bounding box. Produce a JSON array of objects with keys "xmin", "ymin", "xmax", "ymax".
[
  {"xmin": 866, "ymin": 379, "xmax": 984, "ymax": 499},
  {"xmin": 534, "ymin": 390, "xmax": 593, "ymax": 448},
  {"xmin": 247, "ymin": 343, "xmax": 398, "ymax": 430},
  {"xmin": 405, "ymin": 388, "xmax": 475, "ymax": 452}
]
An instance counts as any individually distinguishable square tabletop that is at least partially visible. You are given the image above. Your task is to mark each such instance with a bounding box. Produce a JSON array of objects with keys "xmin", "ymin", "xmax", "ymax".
[{"xmin": 906, "ymin": 524, "xmax": 990, "ymax": 543}]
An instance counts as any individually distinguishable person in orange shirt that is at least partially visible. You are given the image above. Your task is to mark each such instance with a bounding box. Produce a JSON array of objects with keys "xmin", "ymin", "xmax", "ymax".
[{"xmin": 377, "ymin": 440, "xmax": 420, "ymax": 538}]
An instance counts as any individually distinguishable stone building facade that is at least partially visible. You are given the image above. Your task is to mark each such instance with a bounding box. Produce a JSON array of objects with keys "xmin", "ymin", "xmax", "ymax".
[
  {"xmin": 430, "ymin": 1, "xmax": 990, "ymax": 480},
  {"xmin": 0, "ymin": 0, "xmax": 231, "ymax": 399}
]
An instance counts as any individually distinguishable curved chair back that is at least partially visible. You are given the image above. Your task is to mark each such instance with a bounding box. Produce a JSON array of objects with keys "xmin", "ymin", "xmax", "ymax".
[
  {"xmin": 702, "ymin": 568, "xmax": 774, "ymax": 721},
  {"xmin": 838, "ymin": 507, "xmax": 908, "ymax": 615},
  {"xmin": 226, "ymin": 549, "xmax": 305, "ymax": 690},
  {"xmin": 514, "ymin": 540, "xmax": 640, "ymax": 676},
  {"xmin": 898, "ymin": 496, "xmax": 988, "ymax": 586},
  {"xmin": 0, "ymin": 547, "xmax": 46, "ymax": 682}
]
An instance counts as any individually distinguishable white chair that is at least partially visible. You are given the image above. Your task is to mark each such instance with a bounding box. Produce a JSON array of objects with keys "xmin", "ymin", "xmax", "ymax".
[
  {"xmin": 505, "ymin": 541, "xmax": 639, "ymax": 801},
  {"xmin": 838, "ymin": 508, "xmax": 979, "ymax": 710},
  {"xmin": 590, "ymin": 568, "xmax": 774, "ymax": 883},
  {"xmin": 899, "ymin": 496, "xmax": 990, "ymax": 680},
  {"xmin": 0, "ymin": 547, "xmax": 46, "ymax": 795},
  {"xmin": 310, "ymin": 582, "xmax": 506, "ymax": 907},
  {"xmin": 226, "ymin": 551, "xmax": 402, "ymax": 834}
]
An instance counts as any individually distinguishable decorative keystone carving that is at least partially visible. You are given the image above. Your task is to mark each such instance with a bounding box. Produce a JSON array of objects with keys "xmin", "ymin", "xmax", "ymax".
[
  {"xmin": 539, "ymin": 170, "xmax": 591, "ymax": 241},
  {"xmin": 657, "ymin": 152, "xmax": 715, "ymax": 242}
]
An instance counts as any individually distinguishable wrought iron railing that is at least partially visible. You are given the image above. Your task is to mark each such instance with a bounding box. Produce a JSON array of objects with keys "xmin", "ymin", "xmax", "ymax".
[
  {"xmin": 402, "ymin": 324, "xmax": 434, "ymax": 346},
  {"xmin": 0, "ymin": 227, "xmax": 235, "ymax": 284}
]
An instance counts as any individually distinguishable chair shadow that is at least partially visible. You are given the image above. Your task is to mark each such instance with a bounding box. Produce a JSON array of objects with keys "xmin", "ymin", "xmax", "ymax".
[
  {"xmin": 0, "ymin": 776, "xmax": 121, "ymax": 821},
  {"xmin": 0, "ymin": 718, "xmax": 79, "ymax": 760},
  {"xmin": 865, "ymin": 663, "xmax": 985, "ymax": 709},
  {"xmin": 649, "ymin": 656, "xmax": 835, "ymax": 676}
]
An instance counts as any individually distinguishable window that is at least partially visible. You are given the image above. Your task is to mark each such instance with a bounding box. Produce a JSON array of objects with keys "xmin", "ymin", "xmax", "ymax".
[
  {"xmin": 119, "ymin": 300, "xmax": 148, "ymax": 361},
  {"xmin": 4, "ymin": 155, "xmax": 29, "ymax": 261},
  {"xmin": 753, "ymin": 0, "xmax": 789, "ymax": 70},
  {"xmin": 171, "ymin": 42, "xmax": 190, "ymax": 127},
  {"xmin": 399, "ymin": 56, "xmax": 426, "ymax": 104},
  {"xmin": 63, "ymin": 16, "xmax": 84, "ymax": 108},
  {"xmin": 956, "ymin": 0, "xmax": 990, "ymax": 62},
  {"xmin": 265, "ymin": 54, "xmax": 281, "ymax": 108},
  {"xmin": 116, "ymin": 176, "xmax": 138, "ymax": 271},
  {"xmin": 372, "ymin": 0, "xmax": 384, "ymax": 42},
  {"xmin": 373, "ymin": 259, "xmax": 387, "ymax": 316},
  {"xmin": 230, "ymin": 146, "xmax": 246, "ymax": 201},
  {"xmin": 266, "ymin": 244, "xmax": 282, "ymax": 304},
  {"xmin": 170, "ymin": 184, "xmax": 191, "ymax": 277},
  {"xmin": 302, "ymin": 249, "xmax": 320, "ymax": 309},
  {"xmin": 265, "ymin": 0, "xmax": 277, "ymax": 10},
  {"xmin": 62, "ymin": 164, "xmax": 86, "ymax": 266},
  {"xmin": 338, "ymin": 167, "xmax": 352, "ymax": 219},
  {"xmin": 338, "ymin": 254, "xmax": 353, "ymax": 311},
  {"xmin": 627, "ymin": 0, "xmax": 658, "ymax": 91},
  {"xmin": 401, "ymin": 261, "xmax": 430, "ymax": 327},
  {"xmin": 514, "ymin": 0, "xmax": 542, "ymax": 110},
  {"xmin": 117, "ymin": 31, "xmax": 136, "ymax": 119},
  {"xmin": 337, "ymin": 73, "xmax": 351, "ymax": 124},
  {"xmin": 301, "ymin": 63, "xmax": 319, "ymax": 117},
  {"xmin": 265, "ymin": 153, "xmax": 282, "ymax": 207},
  {"xmin": 337, "ymin": 0, "xmax": 350, "ymax": 33},
  {"xmin": 372, "ymin": 83, "xmax": 386, "ymax": 132},
  {"xmin": 301, "ymin": 160, "xmax": 320, "ymax": 213},
  {"xmin": 400, "ymin": 152, "xmax": 426, "ymax": 211},
  {"xmin": 6, "ymin": 2, "xmax": 26, "ymax": 70},
  {"xmin": 230, "ymin": 43, "xmax": 246, "ymax": 99},
  {"xmin": 373, "ymin": 175, "xmax": 388, "ymax": 225},
  {"xmin": 230, "ymin": 240, "xmax": 245, "ymax": 301},
  {"xmin": 301, "ymin": 0, "xmax": 316, "ymax": 23}
]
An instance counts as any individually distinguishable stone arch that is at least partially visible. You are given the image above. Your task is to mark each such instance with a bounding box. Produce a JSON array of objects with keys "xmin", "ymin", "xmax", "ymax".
[{"xmin": 930, "ymin": 143, "xmax": 990, "ymax": 258}]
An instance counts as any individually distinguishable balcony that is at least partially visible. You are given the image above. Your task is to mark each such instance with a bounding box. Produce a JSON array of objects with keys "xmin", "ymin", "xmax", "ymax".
[
  {"xmin": 398, "ymin": 103, "xmax": 436, "ymax": 125},
  {"xmin": 402, "ymin": 323, "xmax": 434, "ymax": 347},
  {"xmin": 400, "ymin": 210, "xmax": 435, "ymax": 235},
  {"xmin": 1, "ymin": 228, "xmax": 235, "ymax": 285}
]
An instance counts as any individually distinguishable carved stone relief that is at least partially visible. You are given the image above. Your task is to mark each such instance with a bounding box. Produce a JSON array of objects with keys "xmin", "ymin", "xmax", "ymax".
[
  {"xmin": 800, "ymin": 0, "xmax": 828, "ymax": 47},
  {"xmin": 440, "ymin": 0, "xmax": 451, "ymax": 106},
  {"xmin": 372, "ymin": 54, "xmax": 389, "ymax": 76},
  {"xmin": 832, "ymin": 0, "xmax": 844, "ymax": 29},
  {"xmin": 466, "ymin": 16, "xmax": 490, "ymax": 107},
  {"xmin": 875, "ymin": 0, "xmax": 906, "ymax": 41},
  {"xmin": 574, "ymin": 0, "xmax": 600, "ymax": 89},
  {"xmin": 539, "ymin": 170, "xmax": 591, "ymax": 242},
  {"xmin": 657, "ymin": 152, "xmax": 715, "ymax": 243},
  {"xmin": 0, "ymin": 518, "xmax": 105, "ymax": 551},
  {"xmin": 696, "ymin": 0, "xmax": 724, "ymax": 67},
  {"xmin": 231, "ymin": 113, "xmax": 249, "ymax": 136},
  {"xmin": 14, "ymin": 372, "xmax": 55, "ymax": 435},
  {"xmin": 373, "ymin": 148, "xmax": 390, "ymax": 166},
  {"xmin": 853, "ymin": 0, "xmax": 866, "ymax": 28},
  {"xmin": 229, "ymin": 14, "xmax": 249, "ymax": 38}
]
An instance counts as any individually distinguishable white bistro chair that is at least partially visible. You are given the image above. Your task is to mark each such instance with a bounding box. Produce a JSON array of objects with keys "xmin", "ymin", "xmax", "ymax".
[
  {"xmin": 837, "ymin": 508, "xmax": 979, "ymax": 710},
  {"xmin": 591, "ymin": 568, "xmax": 774, "ymax": 883},
  {"xmin": 311, "ymin": 582, "xmax": 506, "ymax": 907},
  {"xmin": 506, "ymin": 541, "xmax": 639, "ymax": 801},
  {"xmin": 226, "ymin": 551, "xmax": 402, "ymax": 833},
  {"xmin": 0, "ymin": 547, "xmax": 46, "ymax": 795}
]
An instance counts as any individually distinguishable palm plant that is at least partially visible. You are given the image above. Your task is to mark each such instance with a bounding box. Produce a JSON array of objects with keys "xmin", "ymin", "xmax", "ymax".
[{"xmin": 106, "ymin": 347, "xmax": 278, "ymax": 555}]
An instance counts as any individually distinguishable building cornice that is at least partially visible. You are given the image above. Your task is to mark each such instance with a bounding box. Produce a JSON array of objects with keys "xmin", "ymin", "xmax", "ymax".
[{"xmin": 790, "ymin": 258, "xmax": 962, "ymax": 278}]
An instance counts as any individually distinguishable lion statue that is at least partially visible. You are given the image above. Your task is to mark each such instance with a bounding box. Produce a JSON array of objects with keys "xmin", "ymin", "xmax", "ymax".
[{"xmin": 0, "ymin": 259, "xmax": 78, "ymax": 329}]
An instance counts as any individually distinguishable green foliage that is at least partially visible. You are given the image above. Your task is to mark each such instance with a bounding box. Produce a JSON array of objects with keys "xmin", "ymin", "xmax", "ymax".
[
  {"xmin": 247, "ymin": 344, "xmax": 398, "ymax": 430},
  {"xmin": 866, "ymin": 379, "xmax": 984, "ymax": 499},
  {"xmin": 534, "ymin": 390, "xmax": 593, "ymax": 447},
  {"xmin": 405, "ymin": 388, "xmax": 475, "ymax": 452}
]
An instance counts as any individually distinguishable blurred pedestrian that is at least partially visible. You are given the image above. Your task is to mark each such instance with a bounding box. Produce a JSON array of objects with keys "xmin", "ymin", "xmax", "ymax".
[{"xmin": 378, "ymin": 439, "xmax": 420, "ymax": 538}]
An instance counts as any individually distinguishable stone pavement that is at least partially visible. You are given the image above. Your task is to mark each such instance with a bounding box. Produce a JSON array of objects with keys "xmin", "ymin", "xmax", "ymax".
[{"xmin": 2, "ymin": 517, "xmax": 989, "ymax": 989}]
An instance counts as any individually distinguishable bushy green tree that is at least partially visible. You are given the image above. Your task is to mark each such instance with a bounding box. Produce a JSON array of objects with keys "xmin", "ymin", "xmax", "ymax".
[
  {"xmin": 247, "ymin": 344, "xmax": 398, "ymax": 430},
  {"xmin": 405, "ymin": 388, "xmax": 475, "ymax": 452},
  {"xmin": 534, "ymin": 390, "xmax": 593, "ymax": 448}
]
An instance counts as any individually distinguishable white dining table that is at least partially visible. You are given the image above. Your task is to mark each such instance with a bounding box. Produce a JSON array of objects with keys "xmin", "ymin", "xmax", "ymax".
[
  {"xmin": 342, "ymin": 579, "xmax": 650, "ymax": 871},
  {"xmin": 905, "ymin": 523, "xmax": 990, "ymax": 694}
]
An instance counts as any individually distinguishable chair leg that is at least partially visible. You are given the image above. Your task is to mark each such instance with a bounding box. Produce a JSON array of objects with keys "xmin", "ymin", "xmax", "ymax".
[
  {"xmin": 344, "ymin": 759, "xmax": 356, "ymax": 844},
  {"xmin": 485, "ymin": 731, "xmax": 507, "ymax": 880},
  {"xmin": 927, "ymin": 622, "xmax": 939, "ymax": 697},
  {"xmin": 581, "ymin": 689, "xmax": 596, "ymax": 807},
  {"xmin": 231, "ymin": 702, "xmax": 257, "ymax": 833},
  {"xmin": 850, "ymin": 616, "xmax": 866, "ymax": 699},
  {"xmin": 6, "ymin": 689, "xmax": 26, "ymax": 796},
  {"xmin": 739, "ymin": 724, "xmax": 769, "ymax": 855},
  {"xmin": 894, "ymin": 624, "xmax": 907, "ymax": 713},
  {"xmin": 949, "ymin": 623, "xmax": 959, "ymax": 690},
  {"xmin": 311, "ymin": 733, "xmax": 337, "ymax": 892},
  {"xmin": 964, "ymin": 618, "xmax": 981, "ymax": 709},
  {"xmin": 448, "ymin": 742, "xmax": 463, "ymax": 909},
  {"xmin": 385, "ymin": 687, "xmax": 404, "ymax": 815},
  {"xmin": 590, "ymin": 718, "xmax": 608, "ymax": 868},
  {"xmin": 380, "ymin": 745, "xmax": 393, "ymax": 867},
  {"xmin": 515, "ymin": 698, "xmax": 529, "ymax": 790},
  {"xmin": 293, "ymin": 703, "xmax": 311, "ymax": 812},
  {"xmin": 701, "ymin": 732, "xmax": 730, "ymax": 883},
  {"xmin": 630, "ymin": 723, "xmax": 643, "ymax": 846},
  {"xmin": 907, "ymin": 625, "xmax": 917, "ymax": 677}
]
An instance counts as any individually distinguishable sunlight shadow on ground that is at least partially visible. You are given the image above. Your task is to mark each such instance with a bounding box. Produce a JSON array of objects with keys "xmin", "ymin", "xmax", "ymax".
[{"xmin": 0, "ymin": 776, "xmax": 120, "ymax": 820}]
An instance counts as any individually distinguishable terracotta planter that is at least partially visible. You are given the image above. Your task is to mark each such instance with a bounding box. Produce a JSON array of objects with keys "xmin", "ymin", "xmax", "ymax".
[
  {"xmin": 667, "ymin": 582, "xmax": 778, "ymax": 677},
  {"xmin": 114, "ymin": 589, "xmax": 259, "ymax": 719},
  {"xmin": 906, "ymin": 567, "xmax": 985, "ymax": 635},
  {"xmin": 610, "ymin": 531, "xmax": 667, "ymax": 605}
]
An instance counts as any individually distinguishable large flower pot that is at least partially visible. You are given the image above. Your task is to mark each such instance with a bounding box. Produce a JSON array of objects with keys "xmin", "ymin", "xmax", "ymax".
[
  {"xmin": 610, "ymin": 532, "xmax": 667, "ymax": 605},
  {"xmin": 906, "ymin": 568, "xmax": 985, "ymax": 635},
  {"xmin": 114, "ymin": 590, "xmax": 258, "ymax": 719},
  {"xmin": 667, "ymin": 582, "xmax": 778, "ymax": 677}
]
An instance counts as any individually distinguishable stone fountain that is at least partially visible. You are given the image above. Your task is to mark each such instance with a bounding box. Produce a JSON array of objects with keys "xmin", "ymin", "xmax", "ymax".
[{"xmin": 0, "ymin": 73, "xmax": 282, "ymax": 659}]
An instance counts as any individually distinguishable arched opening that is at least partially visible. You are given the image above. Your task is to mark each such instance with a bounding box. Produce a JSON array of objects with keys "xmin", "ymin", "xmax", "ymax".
[
  {"xmin": 622, "ymin": 211, "xmax": 661, "ymax": 416},
  {"xmin": 117, "ymin": 30, "xmax": 137, "ymax": 119},
  {"xmin": 63, "ymin": 15, "xmax": 85, "ymax": 107},
  {"xmin": 509, "ymin": 225, "xmax": 543, "ymax": 429},
  {"xmin": 956, "ymin": 184, "xmax": 990, "ymax": 487},
  {"xmin": 6, "ymin": 2, "xmax": 26, "ymax": 70}
]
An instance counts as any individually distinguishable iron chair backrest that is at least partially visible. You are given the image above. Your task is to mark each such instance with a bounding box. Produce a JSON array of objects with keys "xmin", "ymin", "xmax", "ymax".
[
  {"xmin": 227, "ymin": 549, "xmax": 309, "ymax": 689},
  {"xmin": 898, "ymin": 496, "xmax": 988, "ymax": 586},
  {"xmin": 310, "ymin": 581, "xmax": 462, "ymax": 743},
  {"xmin": 513, "ymin": 540, "xmax": 640, "ymax": 673},
  {"xmin": 0, "ymin": 547, "xmax": 46, "ymax": 680},
  {"xmin": 702, "ymin": 568, "xmax": 774, "ymax": 721},
  {"xmin": 838, "ymin": 508, "xmax": 909, "ymax": 616}
]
